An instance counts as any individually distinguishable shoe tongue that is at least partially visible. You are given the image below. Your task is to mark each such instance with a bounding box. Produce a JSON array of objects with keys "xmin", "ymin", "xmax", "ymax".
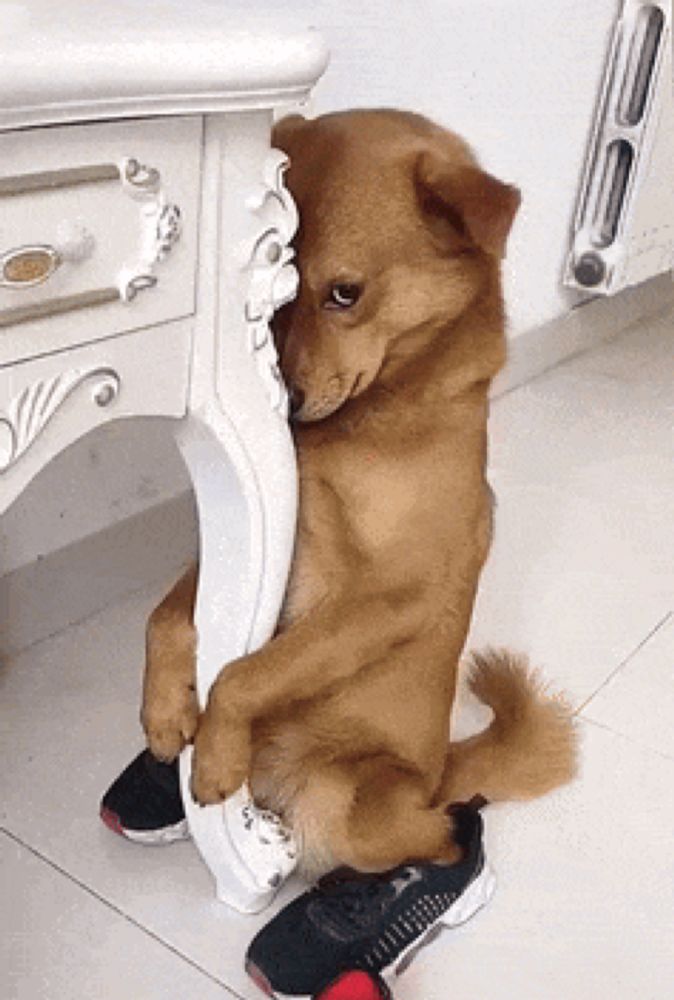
[
  {"xmin": 309, "ymin": 878, "xmax": 393, "ymax": 941},
  {"xmin": 447, "ymin": 802, "xmax": 482, "ymax": 854},
  {"xmin": 318, "ymin": 866, "xmax": 361, "ymax": 889},
  {"xmin": 143, "ymin": 751, "xmax": 180, "ymax": 795},
  {"xmin": 317, "ymin": 970, "xmax": 387, "ymax": 1000}
]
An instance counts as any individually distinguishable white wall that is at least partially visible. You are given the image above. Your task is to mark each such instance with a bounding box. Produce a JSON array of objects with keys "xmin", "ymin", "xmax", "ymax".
[
  {"xmin": 1, "ymin": 0, "xmax": 633, "ymax": 573},
  {"xmin": 281, "ymin": 0, "xmax": 626, "ymax": 333}
]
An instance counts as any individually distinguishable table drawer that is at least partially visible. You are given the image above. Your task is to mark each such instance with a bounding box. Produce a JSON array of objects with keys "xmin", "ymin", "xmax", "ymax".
[{"xmin": 0, "ymin": 116, "xmax": 201, "ymax": 366}]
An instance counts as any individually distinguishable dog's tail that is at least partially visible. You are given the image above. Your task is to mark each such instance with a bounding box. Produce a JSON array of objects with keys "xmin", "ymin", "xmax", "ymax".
[{"xmin": 440, "ymin": 649, "xmax": 578, "ymax": 806}]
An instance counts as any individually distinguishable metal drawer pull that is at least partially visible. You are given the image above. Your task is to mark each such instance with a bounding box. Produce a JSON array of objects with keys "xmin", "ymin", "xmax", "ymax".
[
  {"xmin": 0, "ymin": 164, "xmax": 120, "ymax": 198},
  {"xmin": 0, "ymin": 226, "xmax": 96, "ymax": 292},
  {"xmin": 1, "ymin": 245, "xmax": 60, "ymax": 288},
  {"xmin": 0, "ymin": 288, "xmax": 120, "ymax": 329}
]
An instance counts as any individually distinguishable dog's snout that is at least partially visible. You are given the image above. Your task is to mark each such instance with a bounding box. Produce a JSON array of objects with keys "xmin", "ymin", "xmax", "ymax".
[{"xmin": 288, "ymin": 385, "xmax": 306, "ymax": 416}]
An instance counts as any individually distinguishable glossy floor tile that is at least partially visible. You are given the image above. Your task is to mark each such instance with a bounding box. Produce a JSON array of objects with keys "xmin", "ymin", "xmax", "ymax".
[
  {"xmin": 0, "ymin": 833, "xmax": 236, "ymax": 1000},
  {"xmin": 396, "ymin": 720, "xmax": 674, "ymax": 1000},
  {"xmin": 2, "ymin": 307, "xmax": 673, "ymax": 999},
  {"xmin": 0, "ymin": 587, "xmax": 299, "ymax": 1000},
  {"xmin": 468, "ymin": 306, "xmax": 673, "ymax": 706}
]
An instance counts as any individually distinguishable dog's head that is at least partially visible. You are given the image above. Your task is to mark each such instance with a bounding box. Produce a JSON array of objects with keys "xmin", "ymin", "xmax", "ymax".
[{"xmin": 273, "ymin": 110, "xmax": 520, "ymax": 423}]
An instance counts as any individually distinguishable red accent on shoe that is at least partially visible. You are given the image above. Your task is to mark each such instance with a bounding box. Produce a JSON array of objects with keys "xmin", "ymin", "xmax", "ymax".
[
  {"xmin": 245, "ymin": 959, "xmax": 275, "ymax": 997},
  {"xmin": 100, "ymin": 805, "xmax": 124, "ymax": 836},
  {"xmin": 316, "ymin": 970, "xmax": 390, "ymax": 1000}
]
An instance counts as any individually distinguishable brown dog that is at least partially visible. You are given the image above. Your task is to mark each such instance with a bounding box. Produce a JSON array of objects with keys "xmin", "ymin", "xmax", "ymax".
[{"xmin": 141, "ymin": 110, "xmax": 577, "ymax": 875}]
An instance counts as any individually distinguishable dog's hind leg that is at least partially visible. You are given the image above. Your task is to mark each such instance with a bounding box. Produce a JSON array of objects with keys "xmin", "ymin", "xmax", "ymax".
[
  {"xmin": 141, "ymin": 564, "xmax": 199, "ymax": 762},
  {"xmin": 294, "ymin": 756, "xmax": 462, "ymax": 877}
]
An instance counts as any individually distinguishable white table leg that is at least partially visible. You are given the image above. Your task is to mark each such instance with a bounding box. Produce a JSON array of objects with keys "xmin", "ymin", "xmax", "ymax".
[
  {"xmin": 175, "ymin": 399, "xmax": 298, "ymax": 911},
  {"xmin": 175, "ymin": 111, "xmax": 300, "ymax": 910}
]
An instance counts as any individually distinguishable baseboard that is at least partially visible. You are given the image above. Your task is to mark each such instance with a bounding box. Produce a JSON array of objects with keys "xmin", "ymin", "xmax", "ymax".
[
  {"xmin": 493, "ymin": 271, "xmax": 674, "ymax": 398},
  {"xmin": 2, "ymin": 272, "xmax": 671, "ymax": 658},
  {"xmin": 0, "ymin": 491, "xmax": 196, "ymax": 658}
]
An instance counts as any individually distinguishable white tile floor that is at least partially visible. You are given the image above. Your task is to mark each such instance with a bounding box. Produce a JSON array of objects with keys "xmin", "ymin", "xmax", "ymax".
[{"xmin": 2, "ymin": 307, "xmax": 673, "ymax": 1000}]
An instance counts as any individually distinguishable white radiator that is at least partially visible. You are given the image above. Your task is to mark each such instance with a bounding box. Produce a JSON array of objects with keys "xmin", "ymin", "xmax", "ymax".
[{"xmin": 565, "ymin": 0, "xmax": 673, "ymax": 294}]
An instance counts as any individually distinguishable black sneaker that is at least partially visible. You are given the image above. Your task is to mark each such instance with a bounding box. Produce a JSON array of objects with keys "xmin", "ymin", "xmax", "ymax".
[
  {"xmin": 100, "ymin": 749, "xmax": 189, "ymax": 844},
  {"xmin": 245, "ymin": 803, "xmax": 494, "ymax": 998}
]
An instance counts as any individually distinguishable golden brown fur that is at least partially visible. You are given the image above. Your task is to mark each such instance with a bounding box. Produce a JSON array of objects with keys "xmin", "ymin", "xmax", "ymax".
[{"xmin": 141, "ymin": 110, "xmax": 577, "ymax": 875}]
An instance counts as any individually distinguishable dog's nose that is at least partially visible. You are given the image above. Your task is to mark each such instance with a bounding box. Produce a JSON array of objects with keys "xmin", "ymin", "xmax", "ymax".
[{"xmin": 288, "ymin": 385, "xmax": 305, "ymax": 416}]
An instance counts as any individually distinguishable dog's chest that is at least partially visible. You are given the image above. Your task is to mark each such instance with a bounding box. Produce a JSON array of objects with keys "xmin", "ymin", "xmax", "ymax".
[
  {"xmin": 280, "ymin": 450, "xmax": 441, "ymax": 627},
  {"xmin": 344, "ymin": 471, "xmax": 421, "ymax": 552},
  {"xmin": 278, "ymin": 472, "xmax": 347, "ymax": 626},
  {"xmin": 338, "ymin": 442, "xmax": 445, "ymax": 552}
]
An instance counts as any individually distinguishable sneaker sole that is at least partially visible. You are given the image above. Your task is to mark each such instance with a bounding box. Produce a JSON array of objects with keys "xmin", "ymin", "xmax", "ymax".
[
  {"xmin": 245, "ymin": 862, "xmax": 496, "ymax": 999},
  {"xmin": 100, "ymin": 806, "xmax": 190, "ymax": 845},
  {"xmin": 391, "ymin": 862, "xmax": 496, "ymax": 976}
]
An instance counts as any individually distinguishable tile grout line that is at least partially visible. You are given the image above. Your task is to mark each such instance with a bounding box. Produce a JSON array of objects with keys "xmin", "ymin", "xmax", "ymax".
[
  {"xmin": 2, "ymin": 570, "xmax": 185, "ymax": 661},
  {"xmin": 576, "ymin": 610, "xmax": 673, "ymax": 715},
  {"xmin": 580, "ymin": 716, "xmax": 674, "ymax": 763},
  {"xmin": 0, "ymin": 561, "xmax": 192, "ymax": 662},
  {"xmin": 0, "ymin": 827, "xmax": 245, "ymax": 1000}
]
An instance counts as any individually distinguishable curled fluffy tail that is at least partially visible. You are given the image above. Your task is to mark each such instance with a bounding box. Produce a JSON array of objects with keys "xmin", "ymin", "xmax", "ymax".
[{"xmin": 440, "ymin": 649, "xmax": 578, "ymax": 805}]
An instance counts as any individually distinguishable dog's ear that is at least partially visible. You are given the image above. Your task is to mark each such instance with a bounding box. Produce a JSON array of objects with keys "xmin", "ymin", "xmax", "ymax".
[{"xmin": 416, "ymin": 150, "xmax": 520, "ymax": 257}]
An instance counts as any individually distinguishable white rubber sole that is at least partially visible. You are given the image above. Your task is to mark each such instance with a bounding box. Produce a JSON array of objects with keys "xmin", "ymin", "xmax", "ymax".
[
  {"xmin": 248, "ymin": 863, "xmax": 496, "ymax": 999},
  {"xmin": 389, "ymin": 862, "xmax": 496, "ymax": 978},
  {"xmin": 120, "ymin": 818, "xmax": 190, "ymax": 845}
]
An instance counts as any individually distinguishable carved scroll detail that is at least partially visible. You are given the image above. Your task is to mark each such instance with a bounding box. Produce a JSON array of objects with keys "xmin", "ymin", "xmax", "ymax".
[
  {"xmin": 0, "ymin": 367, "xmax": 120, "ymax": 472},
  {"xmin": 243, "ymin": 150, "xmax": 300, "ymax": 416},
  {"xmin": 117, "ymin": 157, "xmax": 182, "ymax": 302}
]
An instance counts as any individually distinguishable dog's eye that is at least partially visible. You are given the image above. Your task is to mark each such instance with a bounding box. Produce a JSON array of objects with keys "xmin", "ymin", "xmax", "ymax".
[{"xmin": 325, "ymin": 283, "xmax": 362, "ymax": 310}]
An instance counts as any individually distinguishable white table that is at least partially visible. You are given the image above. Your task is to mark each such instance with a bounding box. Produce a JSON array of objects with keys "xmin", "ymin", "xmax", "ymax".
[{"xmin": 0, "ymin": 0, "xmax": 327, "ymax": 907}]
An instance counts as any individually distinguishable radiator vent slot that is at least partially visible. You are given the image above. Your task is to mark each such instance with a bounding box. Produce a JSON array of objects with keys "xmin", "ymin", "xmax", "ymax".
[
  {"xmin": 618, "ymin": 5, "xmax": 666, "ymax": 125},
  {"xmin": 592, "ymin": 139, "xmax": 634, "ymax": 247}
]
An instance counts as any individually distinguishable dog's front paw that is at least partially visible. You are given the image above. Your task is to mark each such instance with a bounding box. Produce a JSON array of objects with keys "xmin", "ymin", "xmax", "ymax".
[
  {"xmin": 190, "ymin": 709, "xmax": 251, "ymax": 805},
  {"xmin": 142, "ymin": 684, "xmax": 199, "ymax": 763}
]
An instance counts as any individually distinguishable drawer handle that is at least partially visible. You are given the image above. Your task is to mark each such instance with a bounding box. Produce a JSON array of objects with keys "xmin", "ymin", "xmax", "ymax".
[{"xmin": 1, "ymin": 245, "xmax": 60, "ymax": 288}]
